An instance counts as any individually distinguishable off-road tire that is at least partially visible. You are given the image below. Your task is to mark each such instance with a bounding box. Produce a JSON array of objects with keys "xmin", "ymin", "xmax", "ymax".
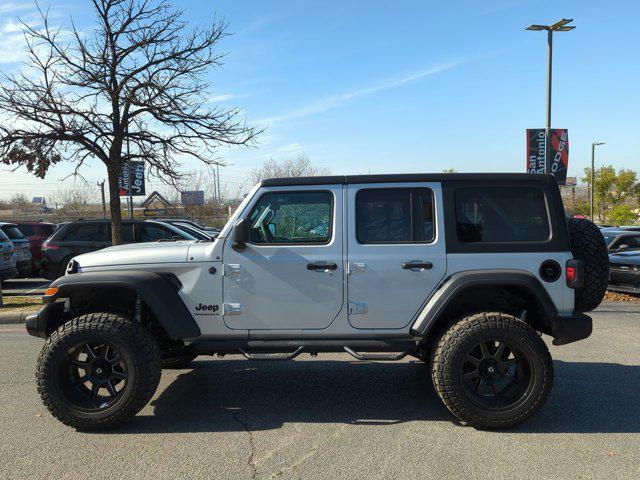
[
  {"xmin": 431, "ymin": 312, "xmax": 554, "ymax": 429},
  {"xmin": 36, "ymin": 312, "xmax": 161, "ymax": 431},
  {"xmin": 161, "ymin": 351, "xmax": 198, "ymax": 369},
  {"xmin": 566, "ymin": 218, "xmax": 609, "ymax": 312}
]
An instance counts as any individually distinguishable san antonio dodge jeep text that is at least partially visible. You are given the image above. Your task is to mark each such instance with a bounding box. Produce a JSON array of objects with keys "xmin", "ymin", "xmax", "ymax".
[{"xmin": 26, "ymin": 173, "xmax": 609, "ymax": 430}]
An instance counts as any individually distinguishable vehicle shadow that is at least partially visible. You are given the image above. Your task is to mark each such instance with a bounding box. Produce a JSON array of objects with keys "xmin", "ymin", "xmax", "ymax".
[{"xmin": 118, "ymin": 359, "xmax": 640, "ymax": 435}]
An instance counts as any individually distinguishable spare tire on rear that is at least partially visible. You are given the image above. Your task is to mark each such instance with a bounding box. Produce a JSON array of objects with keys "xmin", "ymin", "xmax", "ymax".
[{"xmin": 566, "ymin": 218, "xmax": 609, "ymax": 312}]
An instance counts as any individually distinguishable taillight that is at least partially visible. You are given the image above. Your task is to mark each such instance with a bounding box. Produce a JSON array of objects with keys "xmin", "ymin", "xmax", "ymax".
[
  {"xmin": 566, "ymin": 266, "xmax": 576, "ymax": 282},
  {"xmin": 566, "ymin": 260, "xmax": 584, "ymax": 289},
  {"xmin": 42, "ymin": 241, "xmax": 59, "ymax": 250}
]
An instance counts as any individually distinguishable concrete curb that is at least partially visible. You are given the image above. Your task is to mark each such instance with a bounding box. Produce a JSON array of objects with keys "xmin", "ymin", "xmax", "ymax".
[{"xmin": 0, "ymin": 311, "xmax": 30, "ymax": 325}]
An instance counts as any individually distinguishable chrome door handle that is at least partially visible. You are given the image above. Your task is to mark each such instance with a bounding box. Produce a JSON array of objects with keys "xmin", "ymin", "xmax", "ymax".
[{"xmin": 401, "ymin": 261, "xmax": 433, "ymax": 270}]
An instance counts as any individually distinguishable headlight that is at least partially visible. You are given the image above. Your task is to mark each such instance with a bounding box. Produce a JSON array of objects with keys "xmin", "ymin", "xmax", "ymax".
[{"xmin": 66, "ymin": 259, "xmax": 79, "ymax": 275}]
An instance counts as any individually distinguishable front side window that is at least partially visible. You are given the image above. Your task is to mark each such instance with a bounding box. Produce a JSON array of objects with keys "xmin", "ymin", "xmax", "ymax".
[
  {"xmin": 455, "ymin": 187, "xmax": 550, "ymax": 243},
  {"xmin": 139, "ymin": 224, "xmax": 175, "ymax": 242},
  {"xmin": 356, "ymin": 188, "xmax": 435, "ymax": 244},
  {"xmin": 248, "ymin": 191, "xmax": 333, "ymax": 244}
]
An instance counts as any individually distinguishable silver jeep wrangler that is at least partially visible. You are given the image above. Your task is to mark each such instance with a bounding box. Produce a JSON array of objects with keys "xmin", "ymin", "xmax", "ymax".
[{"xmin": 27, "ymin": 173, "xmax": 609, "ymax": 430}]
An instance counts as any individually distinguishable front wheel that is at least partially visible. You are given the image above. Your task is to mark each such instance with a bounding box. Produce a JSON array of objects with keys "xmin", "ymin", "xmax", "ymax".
[
  {"xmin": 431, "ymin": 312, "xmax": 553, "ymax": 429},
  {"xmin": 36, "ymin": 313, "xmax": 161, "ymax": 431}
]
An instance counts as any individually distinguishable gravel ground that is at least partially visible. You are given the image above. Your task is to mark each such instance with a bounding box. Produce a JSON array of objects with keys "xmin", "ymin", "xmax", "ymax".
[{"xmin": 0, "ymin": 301, "xmax": 639, "ymax": 480}]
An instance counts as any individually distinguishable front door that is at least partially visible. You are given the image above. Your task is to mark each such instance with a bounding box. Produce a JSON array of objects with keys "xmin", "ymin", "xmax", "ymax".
[
  {"xmin": 346, "ymin": 183, "xmax": 446, "ymax": 329},
  {"xmin": 222, "ymin": 186, "xmax": 344, "ymax": 331}
]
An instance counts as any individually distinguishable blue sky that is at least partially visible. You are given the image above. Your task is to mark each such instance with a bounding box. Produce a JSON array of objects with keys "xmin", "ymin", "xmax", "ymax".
[{"xmin": 1, "ymin": 0, "xmax": 639, "ymax": 199}]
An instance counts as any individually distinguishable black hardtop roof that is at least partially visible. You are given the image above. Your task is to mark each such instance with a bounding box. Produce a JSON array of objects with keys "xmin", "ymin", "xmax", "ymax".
[{"xmin": 261, "ymin": 173, "xmax": 555, "ymax": 187}]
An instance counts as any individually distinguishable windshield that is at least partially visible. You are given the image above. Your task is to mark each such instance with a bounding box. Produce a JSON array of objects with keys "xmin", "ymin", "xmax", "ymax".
[
  {"xmin": 1, "ymin": 225, "xmax": 26, "ymax": 240},
  {"xmin": 603, "ymin": 235, "xmax": 616, "ymax": 246}
]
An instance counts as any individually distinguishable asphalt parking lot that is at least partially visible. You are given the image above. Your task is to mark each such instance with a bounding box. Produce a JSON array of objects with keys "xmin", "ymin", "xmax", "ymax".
[{"xmin": 1, "ymin": 302, "xmax": 639, "ymax": 480}]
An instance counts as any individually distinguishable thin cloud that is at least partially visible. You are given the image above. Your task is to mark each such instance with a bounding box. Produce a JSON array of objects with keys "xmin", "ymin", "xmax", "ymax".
[
  {"xmin": 258, "ymin": 59, "xmax": 468, "ymax": 125},
  {"xmin": 0, "ymin": 2, "xmax": 32, "ymax": 14},
  {"xmin": 207, "ymin": 92, "xmax": 257, "ymax": 103},
  {"xmin": 276, "ymin": 143, "xmax": 302, "ymax": 153}
]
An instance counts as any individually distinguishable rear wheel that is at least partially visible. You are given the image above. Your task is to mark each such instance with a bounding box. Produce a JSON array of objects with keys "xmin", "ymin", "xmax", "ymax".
[
  {"xmin": 431, "ymin": 312, "xmax": 553, "ymax": 429},
  {"xmin": 36, "ymin": 313, "xmax": 161, "ymax": 431}
]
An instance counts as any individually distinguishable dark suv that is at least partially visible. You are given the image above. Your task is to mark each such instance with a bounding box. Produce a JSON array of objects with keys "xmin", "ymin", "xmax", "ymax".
[{"xmin": 41, "ymin": 220, "xmax": 196, "ymax": 279}]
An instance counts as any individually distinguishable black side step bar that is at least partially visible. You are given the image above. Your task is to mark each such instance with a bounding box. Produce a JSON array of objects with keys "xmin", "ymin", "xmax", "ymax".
[
  {"xmin": 343, "ymin": 346, "xmax": 408, "ymax": 361},
  {"xmin": 239, "ymin": 346, "xmax": 304, "ymax": 361}
]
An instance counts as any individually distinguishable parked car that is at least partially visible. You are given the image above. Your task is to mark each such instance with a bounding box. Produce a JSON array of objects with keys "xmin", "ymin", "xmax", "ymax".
[
  {"xmin": 0, "ymin": 228, "xmax": 17, "ymax": 282},
  {"xmin": 153, "ymin": 220, "xmax": 213, "ymax": 241},
  {"xmin": 8, "ymin": 221, "xmax": 57, "ymax": 274},
  {"xmin": 0, "ymin": 222, "xmax": 33, "ymax": 276},
  {"xmin": 608, "ymin": 250, "xmax": 640, "ymax": 294},
  {"xmin": 40, "ymin": 219, "xmax": 196, "ymax": 280},
  {"xmin": 601, "ymin": 229, "xmax": 640, "ymax": 253},
  {"xmin": 152, "ymin": 218, "xmax": 221, "ymax": 235}
]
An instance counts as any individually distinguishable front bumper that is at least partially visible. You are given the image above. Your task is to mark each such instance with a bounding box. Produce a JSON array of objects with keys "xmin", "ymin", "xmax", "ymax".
[
  {"xmin": 25, "ymin": 302, "xmax": 64, "ymax": 339},
  {"xmin": 551, "ymin": 312, "xmax": 592, "ymax": 346}
]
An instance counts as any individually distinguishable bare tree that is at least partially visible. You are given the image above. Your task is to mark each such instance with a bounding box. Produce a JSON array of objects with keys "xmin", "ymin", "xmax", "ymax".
[
  {"xmin": 0, "ymin": 0, "xmax": 260, "ymax": 243},
  {"xmin": 7, "ymin": 193, "xmax": 31, "ymax": 219},
  {"xmin": 51, "ymin": 184, "xmax": 99, "ymax": 221},
  {"xmin": 249, "ymin": 154, "xmax": 330, "ymax": 185}
]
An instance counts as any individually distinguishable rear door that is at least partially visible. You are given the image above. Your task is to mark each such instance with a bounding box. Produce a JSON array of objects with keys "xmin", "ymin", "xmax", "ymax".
[
  {"xmin": 222, "ymin": 186, "xmax": 344, "ymax": 331},
  {"xmin": 346, "ymin": 183, "xmax": 446, "ymax": 329}
]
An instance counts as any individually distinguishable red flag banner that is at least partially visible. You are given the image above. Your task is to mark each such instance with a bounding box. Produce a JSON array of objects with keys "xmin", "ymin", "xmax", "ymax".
[{"xmin": 526, "ymin": 128, "xmax": 569, "ymax": 185}]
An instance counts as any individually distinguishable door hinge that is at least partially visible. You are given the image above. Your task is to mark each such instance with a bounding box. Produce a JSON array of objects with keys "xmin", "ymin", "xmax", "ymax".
[
  {"xmin": 223, "ymin": 264, "xmax": 243, "ymax": 276},
  {"xmin": 348, "ymin": 301, "xmax": 368, "ymax": 315},
  {"xmin": 347, "ymin": 262, "xmax": 366, "ymax": 275},
  {"xmin": 223, "ymin": 303, "xmax": 244, "ymax": 315}
]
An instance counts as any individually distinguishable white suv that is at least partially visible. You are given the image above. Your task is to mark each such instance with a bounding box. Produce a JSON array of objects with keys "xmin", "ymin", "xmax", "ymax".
[{"xmin": 27, "ymin": 173, "xmax": 608, "ymax": 430}]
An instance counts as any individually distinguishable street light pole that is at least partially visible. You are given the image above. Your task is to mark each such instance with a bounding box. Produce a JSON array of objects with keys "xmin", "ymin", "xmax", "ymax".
[
  {"xmin": 590, "ymin": 142, "xmax": 605, "ymax": 221},
  {"xmin": 526, "ymin": 19, "xmax": 575, "ymax": 172}
]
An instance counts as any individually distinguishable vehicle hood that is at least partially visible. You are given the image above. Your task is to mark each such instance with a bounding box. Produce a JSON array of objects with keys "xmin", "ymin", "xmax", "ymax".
[{"xmin": 75, "ymin": 241, "xmax": 194, "ymax": 268}]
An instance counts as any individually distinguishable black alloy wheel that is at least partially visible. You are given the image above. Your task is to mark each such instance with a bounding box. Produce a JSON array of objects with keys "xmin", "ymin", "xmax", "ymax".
[
  {"xmin": 459, "ymin": 339, "xmax": 532, "ymax": 411},
  {"xmin": 37, "ymin": 313, "xmax": 161, "ymax": 430},
  {"xmin": 58, "ymin": 341, "xmax": 128, "ymax": 411},
  {"xmin": 431, "ymin": 312, "xmax": 554, "ymax": 429}
]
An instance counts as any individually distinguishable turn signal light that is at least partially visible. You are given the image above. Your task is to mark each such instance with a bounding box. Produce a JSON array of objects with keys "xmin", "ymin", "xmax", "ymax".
[{"xmin": 44, "ymin": 287, "xmax": 59, "ymax": 296}]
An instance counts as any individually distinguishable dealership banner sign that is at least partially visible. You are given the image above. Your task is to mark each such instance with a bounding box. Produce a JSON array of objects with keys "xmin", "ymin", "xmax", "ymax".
[
  {"xmin": 526, "ymin": 129, "xmax": 569, "ymax": 185},
  {"xmin": 118, "ymin": 161, "xmax": 146, "ymax": 196}
]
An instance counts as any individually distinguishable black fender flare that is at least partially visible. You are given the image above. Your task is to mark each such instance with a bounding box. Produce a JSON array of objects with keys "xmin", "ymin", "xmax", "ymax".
[
  {"xmin": 410, "ymin": 269, "xmax": 559, "ymax": 337},
  {"xmin": 26, "ymin": 270, "xmax": 200, "ymax": 340}
]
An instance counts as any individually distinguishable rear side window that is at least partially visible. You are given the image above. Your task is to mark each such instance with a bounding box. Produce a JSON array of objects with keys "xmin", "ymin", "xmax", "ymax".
[
  {"xmin": 63, "ymin": 224, "xmax": 100, "ymax": 242},
  {"xmin": 40, "ymin": 224, "xmax": 56, "ymax": 236},
  {"xmin": 455, "ymin": 187, "xmax": 550, "ymax": 243},
  {"xmin": 2, "ymin": 225, "xmax": 26, "ymax": 240},
  {"xmin": 17, "ymin": 225, "xmax": 35, "ymax": 237},
  {"xmin": 356, "ymin": 188, "xmax": 434, "ymax": 244},
  {"xmin": 248, "ymin": 191, "xmax": 333, "ymax": 244}
]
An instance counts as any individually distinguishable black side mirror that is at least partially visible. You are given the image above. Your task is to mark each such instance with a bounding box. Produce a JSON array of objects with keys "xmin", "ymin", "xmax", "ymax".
[{"xmin": 232, "ymin": 218, "xmax": 250, "ymax": 250}]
